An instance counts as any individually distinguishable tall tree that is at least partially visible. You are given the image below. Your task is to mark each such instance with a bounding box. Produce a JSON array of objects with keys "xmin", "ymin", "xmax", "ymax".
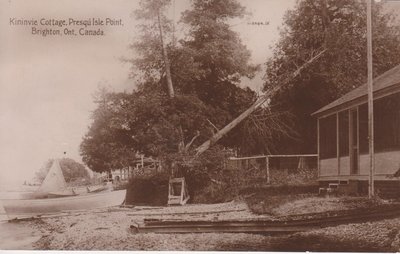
[
  {"xmin": 179, "ymin": 0, "xmax": 258, "ymax": 108},
  {"xmin": 264, "ymin": 0, "xmax": 400, "ymax": 153},
  {"xmin": 175, "ymin": 0, "xmax": 286, "ymax": 154},
  {"xmin": 127, "ymin": 0, "xmax": 271, "ymax": 155},
  {"xmin": 80, "ymin": 87, "xmax": 137, "ymax": 173},
  {"xmin": 129, "ymin": 0, "xmax": 174, "ymax": 95}
]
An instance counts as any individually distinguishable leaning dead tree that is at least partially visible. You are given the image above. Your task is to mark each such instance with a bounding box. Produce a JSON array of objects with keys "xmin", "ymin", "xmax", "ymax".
[{"xmin": 194, "ymin": 48, "xmax": 327, "ymax": 157}]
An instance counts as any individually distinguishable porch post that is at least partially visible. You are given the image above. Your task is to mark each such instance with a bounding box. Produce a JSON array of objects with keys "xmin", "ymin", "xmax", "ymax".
[
  {"xmin": 336, "ymin": 113, "xmax": 340, "ymax": 176},
  {"xmin": 317, "ymin": 118, "xmax": 320, "ymax": 178}
]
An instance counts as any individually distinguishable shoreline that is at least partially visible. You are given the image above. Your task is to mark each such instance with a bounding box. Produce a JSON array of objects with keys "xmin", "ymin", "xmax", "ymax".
[
  {"xmin": 0, "ymin": 221, "xmax": 41, "ymax": 250},
  {"xmin": 1, "ymin": 198, "xmax": 400, "ymax": 251},
  {"xmin": 12, "ymin": 200, "xmax": 400, "ymax": 251},
  {"xmin": 1, "ymin": 199, "xmax": 41, "ymax": 250}
]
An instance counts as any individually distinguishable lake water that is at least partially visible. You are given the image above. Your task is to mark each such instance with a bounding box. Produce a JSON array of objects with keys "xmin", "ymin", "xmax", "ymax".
[
  {"xmin": 0, "ymin": 221, "xmax": 41, "ymax": 250},
  {"xmin": 0, "ymin": 193, "xmax": 41, "ymax": 250}
]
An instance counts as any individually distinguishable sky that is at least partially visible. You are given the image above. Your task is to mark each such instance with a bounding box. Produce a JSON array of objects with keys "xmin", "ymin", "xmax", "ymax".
[{"xmin": 1, "ymin": 0, "xmax": 397, "ymax": 186}]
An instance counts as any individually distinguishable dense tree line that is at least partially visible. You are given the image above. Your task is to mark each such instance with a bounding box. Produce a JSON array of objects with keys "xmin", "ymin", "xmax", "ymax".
[
  {"xmin": 264, "ymin": 0, "xmax": 400, "ymax": 153},
  {"xmin": 81, "ymin": 0, "xmax": 400, "ymax": 177}
]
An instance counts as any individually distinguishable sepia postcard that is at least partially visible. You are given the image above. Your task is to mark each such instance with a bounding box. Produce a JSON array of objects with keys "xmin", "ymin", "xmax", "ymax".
[{"xmin": 1, "ymin": 0, "xmax": 400, "ymax": 252}]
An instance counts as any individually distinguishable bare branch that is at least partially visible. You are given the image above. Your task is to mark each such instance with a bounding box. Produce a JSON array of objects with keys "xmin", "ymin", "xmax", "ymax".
[
  {"xmin": 184, "ymin": 130, "xmax": 200, "ymax": 151},
  {"xmin": 206, "ymin": 119, "xmax": 219, "ymax": 132}
]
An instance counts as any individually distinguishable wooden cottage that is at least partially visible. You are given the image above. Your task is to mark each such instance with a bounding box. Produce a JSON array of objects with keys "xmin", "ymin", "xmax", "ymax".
[{"xmin": 312, "ymin": 64, "xmax": 400, "ymax": 197}]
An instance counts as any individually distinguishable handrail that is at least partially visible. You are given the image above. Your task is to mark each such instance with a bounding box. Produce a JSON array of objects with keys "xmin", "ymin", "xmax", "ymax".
[{"xmin": 228, "ymin": 154, "xmax": 318, "ymax": 160}]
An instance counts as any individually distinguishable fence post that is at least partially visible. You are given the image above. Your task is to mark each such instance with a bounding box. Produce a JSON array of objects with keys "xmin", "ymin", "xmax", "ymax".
[{"xmin": 266, "ymin": 156, "xmax": 270, "ymax": 184}]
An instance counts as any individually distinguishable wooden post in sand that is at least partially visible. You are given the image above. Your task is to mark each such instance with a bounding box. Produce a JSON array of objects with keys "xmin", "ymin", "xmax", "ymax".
[{"xmin": 366, "ymin": 0, "xmax": 375, "ymax": 198}]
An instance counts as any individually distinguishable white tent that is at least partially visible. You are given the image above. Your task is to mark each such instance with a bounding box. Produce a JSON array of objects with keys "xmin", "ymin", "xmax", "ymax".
[{"xmin": 36, "ymin": 159, "xmax": 67, "ymax": 193}]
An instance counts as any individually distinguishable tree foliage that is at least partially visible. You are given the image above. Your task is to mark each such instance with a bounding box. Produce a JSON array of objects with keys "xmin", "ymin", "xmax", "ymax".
[
  {"xmin": 80, "ymin": 87, "xmax": 137, "ymax": 172},
  {"xmin": 264, "ymin": 0, "xmax": 400, "ymax": 153},
  {"xmin": 81, "ymin": 87, "xmax": 222, "ymax": 166},
  {"xmin": 128, "ymin": 0, "xmax": 173, "ymax": 87},
  {"xmin": 80, "ymin": 0, "xmax": 293, "ymax": 176}
]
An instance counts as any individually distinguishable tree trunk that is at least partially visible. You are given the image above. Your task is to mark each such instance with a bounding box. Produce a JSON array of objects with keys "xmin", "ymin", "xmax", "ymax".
[
  {"xmin": 157, "ymin": 10, "xmax": 174, "ymax": 98},
  {"xmin": 195, "ymin": 49, "xmax": 327, "ymax": 157},
  {"xmin": 195, "ymin": 95, "xmax": 270, "ymax": 156}
]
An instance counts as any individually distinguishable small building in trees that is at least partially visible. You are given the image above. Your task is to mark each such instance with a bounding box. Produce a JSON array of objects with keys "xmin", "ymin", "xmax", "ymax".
[
  {"xmin": 105, "ymin": 156, "xmax": 162, "ymax": 182},
  {"xmin": 312, "ymin": 64, "xmax": 400, "ymax": 197}
]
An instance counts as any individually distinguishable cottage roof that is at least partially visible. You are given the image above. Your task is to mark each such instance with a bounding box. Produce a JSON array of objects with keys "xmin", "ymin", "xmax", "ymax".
[{"xmin": 312, "ymin": 64, "xmax": 400, "ymax": 116}]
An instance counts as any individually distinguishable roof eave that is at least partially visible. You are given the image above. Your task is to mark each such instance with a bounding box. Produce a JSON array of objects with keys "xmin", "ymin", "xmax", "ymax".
[{"xmin": 312, "ymin": 82, "xmax": 400, "ymax": 118}]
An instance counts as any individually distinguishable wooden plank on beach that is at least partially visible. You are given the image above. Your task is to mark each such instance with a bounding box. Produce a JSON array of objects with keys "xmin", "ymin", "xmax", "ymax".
[
  {"xmin": 127, "ymin": 208, "xmax": 247, "ymax": 217},
  {"xmin": 130, "ymin": 204, "xmax": 400, "ymax": 234}
]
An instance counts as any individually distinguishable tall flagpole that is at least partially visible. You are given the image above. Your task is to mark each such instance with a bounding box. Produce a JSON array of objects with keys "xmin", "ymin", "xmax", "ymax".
[{"xmin": 367, "ymin": 0, "xmax": 375, "ymax": 198}]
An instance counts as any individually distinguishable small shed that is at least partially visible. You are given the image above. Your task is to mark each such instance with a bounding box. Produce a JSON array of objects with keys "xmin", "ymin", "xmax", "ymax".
[{"xmin": 312, "ymin": 64, "xmax": 400, "ymax": 196}]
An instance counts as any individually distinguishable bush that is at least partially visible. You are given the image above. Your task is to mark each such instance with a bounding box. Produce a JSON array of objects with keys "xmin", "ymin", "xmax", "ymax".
[
  {"xmin": 125, "ymin": 173, "xmax": 169, "ymax": 206},
  {"xmin": 189, "ymin": 182, "xmax": 236, "ymax": 204},
  {"xmin": 240, "ymin": 183, "xmax": 319, "ymax": 196},
  {"xmin": 164, "ymin": 146, "xmax": 232, "ymax": 203},
  {"xmin": 242, "ymin": 184, "xmax": 319, "ymax": 215},
  {"xmin": 269, "ymin": 167, "xmax": 317, "ymax": 186}
]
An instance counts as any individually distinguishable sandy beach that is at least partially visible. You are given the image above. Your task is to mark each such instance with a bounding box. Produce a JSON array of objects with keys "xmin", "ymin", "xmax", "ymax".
[
  {"xmin": 1, "ymin": 200, "xmax": 396, "ymax": 251},
  {"xmin": 27, "ymin": 201, "xmax": 274, "ymax": 251}
]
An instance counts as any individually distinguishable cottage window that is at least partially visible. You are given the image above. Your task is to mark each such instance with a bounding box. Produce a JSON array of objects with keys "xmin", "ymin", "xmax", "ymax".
[
  {"xmin": 374, "ymin": 92, "xmax": 400, "ymax": 152},
  {"xmin": 338, "ymin": 110, "xmax": 349, "ymax": 157},
  {"xmin": 358, "ymin": 104, "xmax": 368, "ymax": 154},
  {"xmin": 357, "ymin": 92, "xmax": 400, "ymax": 154},
  {"xmin": 319, "ymin": 114, "xmax": 337, "ymax": 159}
]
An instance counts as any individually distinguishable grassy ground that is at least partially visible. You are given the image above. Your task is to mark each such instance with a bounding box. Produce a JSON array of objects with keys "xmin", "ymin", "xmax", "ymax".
[{"xmin": 246, "ymin": 193, "xmax": 386, "ymax": 216}]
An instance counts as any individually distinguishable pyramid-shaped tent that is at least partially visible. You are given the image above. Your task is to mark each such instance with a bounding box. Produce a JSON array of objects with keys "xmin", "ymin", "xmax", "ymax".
[{"xmin": 36, "ymin": 159, "xmax": 67, "ymax": 193}]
